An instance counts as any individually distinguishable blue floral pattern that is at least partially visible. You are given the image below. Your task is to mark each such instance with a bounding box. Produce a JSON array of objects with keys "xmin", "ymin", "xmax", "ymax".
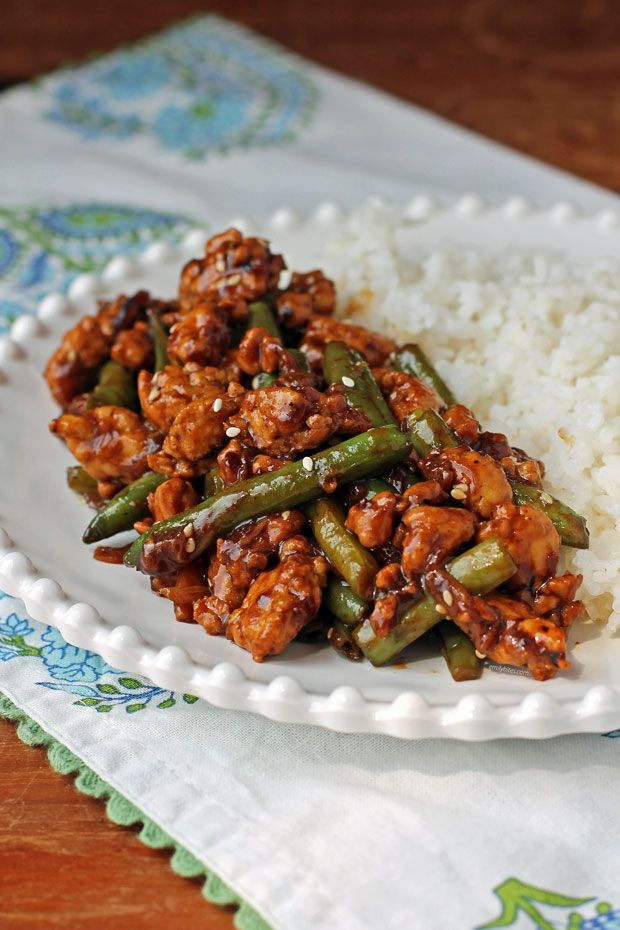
[
  {"xmin": 43, "ymin": 17, "xmax": 318, "ymax": 159},
  {"xmin": 0, "ymin": 203, "xmax": 193, "ymax": 331},
  {"xmin": 0, "ymin": 595, "xmax": 197, "ymax": 714}
]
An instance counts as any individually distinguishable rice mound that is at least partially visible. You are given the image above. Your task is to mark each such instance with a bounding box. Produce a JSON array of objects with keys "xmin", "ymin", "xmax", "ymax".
[{"xmin": 326, "ymin": 204, "xmax": 620, "ymax": 631}]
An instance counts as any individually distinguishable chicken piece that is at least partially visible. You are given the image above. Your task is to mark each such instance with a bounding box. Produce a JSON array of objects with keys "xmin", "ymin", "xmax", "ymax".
[
  {"xmin": 230, "ymin": 381, "xmax": 369, "ymax": 457},
  {"xmin": 276, "ymin": 270, "xmax": 336, "ymax": 326},
  {"xmin": 178, "ymin": 228, "xmax": 285, "ymax": 310},
  {"xmin": 111, "ymin": 321, "xmax": 154, "ymax": 370},
  {"xmin": 368, "ymin": 562, "xmax": 420, "ymax": 637},
  {"xmin": 373, "ymin": 369, "xmax": 445, "ymax": 426},
  {"xmin": 399, "ymin": 505, "xmax": 477, "ymax": 576},
  {"xmin": 44, "ymin": 315, "xmax": 112, "ymax": 408},
  {"xmin": 138, "ymin": 363, "xmax": 234, "ymax": 433},
  {"xmin": 95, "ymin": 290, "xmax": 157, "ymax": 338},
  {"xmin": 301, "ymin": 316, "xmax": 396, "ymax": 369},
  {"xmin": 49, "ymin": 406, "xmax": 159, "ymax": 482},
  {"xmin": 251, "ymin": 454, "xmax": 291, "ymax": 475},
  {"xmin": 532, "ymin": 572, "xmax": 585, "ymax": 629},
  {"xmin": 424, "ymin": 568, "xmax": 569, "ymax": 680},
  {"xmin": 162, "ymin": 389, "xmax": 240, "ymax": 463},
  {"xmin": 345, "ymin": 491, "xmax": 400, "ymax": 548},
  {"xmin": 167, "ymin": 302, "xmax": 230, "ymax": 366},
  {"xmin": 236, "ymin": 326, "xmax": 300, "ymax": 377},
  {"xmin": 476, "ymin": 502, "xmax": 560, "ymax": 589},
  {"xmin": 154, "ymin": 561, "xmax": 209, "ymax": 624},
  {"xmin": 193, "ymin": 511, "xmax": 305, "ymax": 635},
  {"xmin": 146, "ymin": 451, "xmax": 209, "ymax": 479},
  {"xmin": 147, "ymin": 477, "xmax": 200, "ymax": 522},
  {"xmin": 401, "ymin": 479, "xmax": 446, "ymax": 506},
  {"xmin": 226, "ymin": 536, "xmax": 329, "ymax": 661},
  {"xmin": 443, "ymin": 404, "xmax": 480, "ymax": 446},
  {"xmin": 475, "ymin": 432, "xmax": 544, "ymax": 487},
  {"xmin": 420, "ymin": 446, "xmax": 513, "ymax": 518},
  {"xmin": 217, "ymin": 439, "xmax": 255, "ymax": 484}
]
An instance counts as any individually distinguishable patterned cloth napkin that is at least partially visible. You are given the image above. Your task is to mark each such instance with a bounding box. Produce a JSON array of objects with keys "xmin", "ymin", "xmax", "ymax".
[{"xmin": 1, "ymin": 16, "xmax": 619, "ymax": 930}]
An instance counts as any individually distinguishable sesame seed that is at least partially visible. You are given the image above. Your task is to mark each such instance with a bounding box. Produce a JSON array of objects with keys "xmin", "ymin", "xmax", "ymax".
[
  {"xmin": 281, "ymin": 511, "xmax": 291, "ymax": 519},
  {"xmin": 450, "ymin": 487, "xmax": 467, "ymax": 501},
  {"xmin": 185, "ymin": 537, "xmax": 196, "ymax": 553},
  {"xmin": 443, "ymin": 590, "xmax": 453, "ymax": 606},
  {"xmin": 227, "ymin": 273, "xmax": 241, "ymax": 285},
  {"xmin": 212, "ymin": 397, "xmax": 223, "ymax": 413},
  {"xmin": 251, "ymin": 376, "xmax": 261, "ymax": 389},
  {"xmin": 226, "ymin": 426, "xmax": 241, "ymax": 438},
  {"xmin": 183, "ymin": 523, "xmax": 194, "ymax": 538},
  {"xmin": 435, "ymin": 603, "xmax": 447, "ymax": 615},
  {"xmin": 475, "ymin": 650, "xmax": 487, "ymax": 660},
  {"xmin": 540, "ymin": 491, "xmax": 553, "ymax": 505},
  {"xmin": 215, "ymin": 257, "xmax": 225, "ymax": 272},
  {"xmin": 302, "ymin": 456, "xmax": 314, "ymax": 472},
  {"xmin": 341, "ymin": 375, "xmax": 355, "ymax": 388},
  {"xmin": 147, "ymin": 387, "xmax": 160, "ymax": 403}
]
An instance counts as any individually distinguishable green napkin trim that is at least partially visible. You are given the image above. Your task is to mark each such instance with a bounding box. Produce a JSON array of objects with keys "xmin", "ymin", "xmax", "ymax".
[{"xmin": 0, "ymin": 690, "xmax": 272, "ymax": 930}]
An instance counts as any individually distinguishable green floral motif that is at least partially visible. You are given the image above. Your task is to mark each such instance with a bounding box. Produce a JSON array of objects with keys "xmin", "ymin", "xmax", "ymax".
[
  {"xmin": 480, "ymin": 878, "xmax": 618, "ymax": 930},
  {"xmin": 0, "ymin": 595, "xmax": 198, "ymax": 715},
  {"xmin": 0, "ymin": 202, "xmax": 193, "ymax": 332}
]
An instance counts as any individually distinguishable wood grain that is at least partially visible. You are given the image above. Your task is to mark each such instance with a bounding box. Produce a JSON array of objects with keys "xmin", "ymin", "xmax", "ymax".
[{"xmin": 1, "ymin": 1, "xmax": 619, "ymax": 926}]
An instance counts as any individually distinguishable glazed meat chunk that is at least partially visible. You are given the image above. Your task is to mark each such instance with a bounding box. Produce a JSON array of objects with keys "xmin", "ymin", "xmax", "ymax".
[
  {"xmin": 148, "ymin": 477, "xmax": 200, "ymax": 522},
  {"xmin": 44, "ymin": 315, "xmax": 112, "ymax": 408},
  {"xmin": 399, "ymin": 505, "xmax": 477, "ymax": 576},
  {"xmin": 373, "ymin": 369, "xmax": 445, "ymax": 426},
  {"xmin": 230, "ymin": 381, "xmax": 369, "ymax": 456},
  {"xmin": 179, "ymin": 227, "xmax": 285, "ymax": 310},
  {"xmin": 345, "ymin": 491, "xmax": 401, "ymax": 548},
  {"xmin": 138, "ymin": 363, "xmax": 233, "ymax": 433},
  {"xmin": 301, "ymin": 316, "xmax": 396, "ymax": 369},
  {"xmin": 276, "ymin": 270, "xmax": 336, "ymax": 327},
  {"xmin": 420, "ymin": 446, "xmax": 513, "ymax": 518},
  {"xmin": 476, "ymin": 502, "xmax": 560, "ymax": 589},
  {"xmin": 161, "ymin": 387, "xmax": 240, "ymax": 463},
  {"xmin": 167, "ymin": 302, "xmax": 231, "ymax": 366},
  {"xmin": 49, "ymin": 406, "xmax": 159, "ymax": 482},
  {"xmin": 194, "ymin": 510, "xmax": 306, "ymax": 635},
  {"xmin": 111, "ymin": 321, "xmax": 154, "ymax": 370},
  {"xmin": 227, "ymin": 537, "xmax": 329, "ymax": 661}
]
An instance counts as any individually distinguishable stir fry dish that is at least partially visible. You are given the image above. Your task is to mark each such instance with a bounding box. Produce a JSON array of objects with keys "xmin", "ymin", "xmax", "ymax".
[{"xmin": 44, "ymin": 228, "xmax": 590, "ymax": 682}]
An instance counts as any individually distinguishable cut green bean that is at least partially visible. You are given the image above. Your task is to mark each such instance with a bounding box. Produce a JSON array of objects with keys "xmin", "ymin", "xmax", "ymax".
[
  {"xmin": 437, "ymin": 621, "xmax": 482, "ymax": 682},
  {"xmin": 353, "ymin": 537, "xmax": 516, "ymax": 666},
  {"xmin": 125, "ymin": 425, "xmax": 412, "ymax": 573},
  {"xmin": 323, "ymin": 342, "xmax": 395, "ymax": 427},
  {"xmin": 305, "ymin": 498, "xmax": 379, "ymax": 599},
  {"xmin": 87, "ymin": 360, "xmax": 137, "ymax": 410},
  {"xmin": 511, "ymin": 481, "xmax": 589, "ymax": 549},
  {"xmin": 408, "ymin": 407, "xmax": 459, "ymax": 457},
  {"xmin": 83, "ymin": 471, "xmax": 167, "ymax": 544},
  {"xmin": 147, "ymin": 308, "xmax": 169, "ymax": 372},
  {"xmin": 66, "ymin": 466, "xmax": 102, "ymax": 510},
  {"xmin": 203, "ymin": 466, "xmax": 225, "ymax": 498},
  {"xmin": 328, "ymin": 619, "xmax": 364, "ymax": 661},
  {"xmin": 247, "ymin": 300, "xmax": 281, "ymax": 338},
  {"xmin": 392, "ymin": 344, "xmax": 456, "ymax": 407},
  {"xmin": 324, "ymin": 578, "xmax": 369, "ymax": 627}
]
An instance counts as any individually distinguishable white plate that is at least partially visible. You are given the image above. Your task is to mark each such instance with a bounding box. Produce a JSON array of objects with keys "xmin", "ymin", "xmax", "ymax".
[{"xmin": 1, "ymin": 196, "xmax": 619, "ymax": 740}]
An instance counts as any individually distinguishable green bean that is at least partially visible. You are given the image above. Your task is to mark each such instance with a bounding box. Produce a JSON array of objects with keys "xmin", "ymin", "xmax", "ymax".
[
  {"xmin": 391, "ymin": 344, "xmax": 456, "ymax": 407},
  {"xmin": 323, "ymin": 341, "xmax": 395, "ymax": 426},
  {"xmin": 147, "ymin": 308, "xmax": 169, "ymax": 372},
  {"xmin": 86, "ymin": 360, "xmax": 137, "ymax": 410},
  {"xmin": 66, "ymin": 466, "xmax": 102, "ymax": 509},
  {"xmin": 328, "ymin": 619, "xmax": 364, "ymax": 661},
  {"xmin": 408, "ymin": 407, "xmax": 459, "ymax": 457},
  {"xmin": 511, "ymin": 480, "xmax": 589, "ymax": 549},
  {"xmin": 288, "ymin": 348, "xmax": 310, "ymax": 371},
  {"xmin": 83, "ymin": 471, "xmax": 167, "ymax": 544},
  {"xmin": 125, "ymin": 425, "xmax": 412, "ymax": 573},
  {"xmin": 353, "ymin": 537, "xmax": 516, "ymax": 666},
  {"xmin": 437, "ymin": 621, "xmax": 482, "ymax": 681},
  {"xmin": 305, "ymin": 498, "xmax": 379, "ymax": 598},
  {"xmin": 247, "ymin": 300, "xmax": 281, "ymax": 338},
  {"xmin": 203, "ymin": 466, "xmax": 225, "ymax": 498},
  {"xmin": 324, "ymin": 578, "xmax": 369, "ymax": 627}
]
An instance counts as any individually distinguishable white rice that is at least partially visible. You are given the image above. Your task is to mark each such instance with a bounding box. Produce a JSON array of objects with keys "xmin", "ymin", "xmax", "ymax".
[{"xmin": 326, "ymin": 204, "xmax": 620, "ymax": 630}]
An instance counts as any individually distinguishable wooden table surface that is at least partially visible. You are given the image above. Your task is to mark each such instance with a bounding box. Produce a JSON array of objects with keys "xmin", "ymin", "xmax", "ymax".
[{"xmin": 1, "ymin": 1, "xmax": 619, "ymax": 927}]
